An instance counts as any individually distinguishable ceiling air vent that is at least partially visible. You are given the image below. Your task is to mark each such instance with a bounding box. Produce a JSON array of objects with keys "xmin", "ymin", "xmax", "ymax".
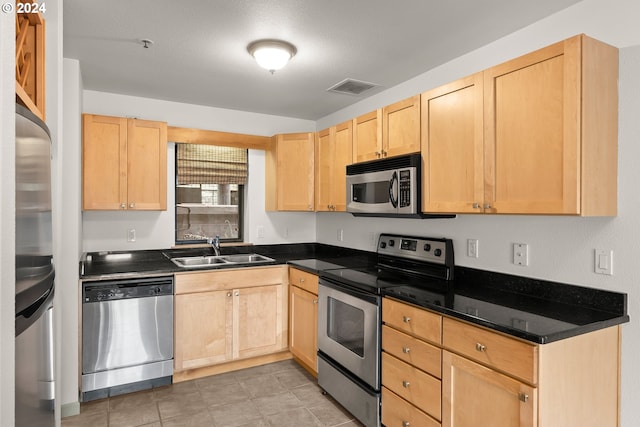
[{"xmin": 327, "ymin": 78, "xmax": 379, "ymax": 96}]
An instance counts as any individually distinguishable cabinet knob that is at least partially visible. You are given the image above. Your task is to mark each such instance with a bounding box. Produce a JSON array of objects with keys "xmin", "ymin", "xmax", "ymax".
[
  {"xmin": 226, "ymin": 292, "xmax": 232, "ymax": 297},
  {"xmin": 402, "ymin": 347, "xmax": 411, "ymax": 354},
  {"xmin": 475, "ymin": 342, "xmax": 486, "ymax": 352},
  {"xmin": 120, "ymin": 203, "xmax": 126, "ymax": 209},
  {"xmin": 234, "ymin": 291, "xmax": 240, "ymax": 296},
  {"xmin": 402, "ymin": 316, "xmax": 411, "ymax": 323},
  {"xmin": 519, "ymin": 393, "xmax": 529, "ymax": 403},
  {"xmin": 299, "ymin": 278, "xmax": 305, "ymax": 283},
  {"xmin": 382, "ymin": 150, "xmax": 388, "ymax": 157},
  {"xmin": 402, "ymin": 380, "xmax": 410, "ymax": 388},
  {"xmin": 483, "ymin": 203, "xmax": 492, "ymax": 209},
  {"xmin": 375, "ymin": 151, "xmax": 381, "ymax": 158},
  {"xmin": 129, "ymin": 202, "xmax": 135, "ymax": 208},
  {"xmin": 402, "ymin": 422, "xmax": 411, "ymax": 427},
  {"xmin": 473, "ymin": 202, "xmax": 480, "ymax": 209},
  {"xmin": 313, "ymin": 299, "xmax": 318, "ymax": 304}
]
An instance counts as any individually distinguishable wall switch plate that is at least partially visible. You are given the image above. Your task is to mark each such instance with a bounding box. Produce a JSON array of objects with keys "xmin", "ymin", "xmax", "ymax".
[
  {"xmin": 127, "ymin": 229, "xmax": 136, "ymax": 242},
  {"xmin": 513, "ymin": 243, "xmax": 528, "ymax": 266},
  {"xmin": 595, "ymin": 249, "xmax": 613, "ymax": 275},
  {"xmin": 256, "ymin": 225, "xmax": 265, "ymax": 239},
  {"xmin": 467, "ymin": 239, "xmax": 479, "ymax": 258}
]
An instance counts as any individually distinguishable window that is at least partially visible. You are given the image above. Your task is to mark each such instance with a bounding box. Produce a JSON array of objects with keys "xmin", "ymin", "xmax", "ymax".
[{"xmin": 175, "ymin": 143, "xmax": 247, "ymax": 244}]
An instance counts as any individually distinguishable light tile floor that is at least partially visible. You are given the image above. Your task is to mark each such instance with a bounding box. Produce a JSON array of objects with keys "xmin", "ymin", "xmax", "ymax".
[{"xmin": 62, "ymin": 359, "xmax": 365, "ymax": 427}]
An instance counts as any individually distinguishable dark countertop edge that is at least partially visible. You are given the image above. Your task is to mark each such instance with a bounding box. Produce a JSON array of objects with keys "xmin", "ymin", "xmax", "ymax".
[{"xmin": 383, "ymin": 292, "xmax": 630, "ymax": 344}]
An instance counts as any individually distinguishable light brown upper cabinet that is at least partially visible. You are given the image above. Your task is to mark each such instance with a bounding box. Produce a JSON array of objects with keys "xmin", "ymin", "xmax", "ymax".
[
  {"xmin": 82, "ymin": 114, "xmax": 167, "ymax": 211},
  {"xmin": 422, "ymin": 73, "xmax": 485, "ymax": 213},
  {"xmin": 422, "ymin": 34, "xmax": 618, "ymax": 215},
  {"xmin": 316, "ymin": 121, "xmax": 353, "ymax": 211},
  {"xmin": 265, "ymin": 132, "xmax": 315, "ymax": 211},
  {"xmin": 353, "ymin": 95, "xmax": 421, "ymax": 162}
]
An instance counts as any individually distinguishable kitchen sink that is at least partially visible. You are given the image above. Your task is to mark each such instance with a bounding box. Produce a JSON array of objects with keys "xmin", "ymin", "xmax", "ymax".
[
  {"xmin": 169, "ymin": 253, "xmax": 275, "ymax": 268},
  {"xmin": 221, "ymin": 254, "xmax": 274, "ymax": 263}
]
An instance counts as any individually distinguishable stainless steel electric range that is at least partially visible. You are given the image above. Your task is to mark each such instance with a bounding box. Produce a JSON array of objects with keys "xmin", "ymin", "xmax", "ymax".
[{"xmin": 317, "ymin": 233, "xmax": 454, "ymax": 427}]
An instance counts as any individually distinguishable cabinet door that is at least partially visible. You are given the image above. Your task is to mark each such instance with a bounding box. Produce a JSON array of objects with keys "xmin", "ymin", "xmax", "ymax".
[
  {"xmin": 82, "ymin": 114, "xmax": 127, "ymax": 210},
  {"xmin": 234, "ymin": 284, "xmax": 288, "ymax": 359},
  {"xmin": 316, "ymin": 122, "xmax": 352, "ymax": 212},
  {"xmin": 442, "ymin": 351, "xmax": 536, "ymax": 427},
  {"xmin": 270, "ymin": 133, "xmax": 315, "ymax": 211},
  {"xmin": 331, "ymin": 120, "xmax": 352, "ymax": 211},
  {"xmin": 174, "ymin": 290, "xmax": 233, "ymax": 371},
  {"xmin": 289, "ymin": 285, "xmax": 318, "ymax": 373},
  {"xmin": 126, "ymin": 119, "xmax": 167, "ymax": 210},
  {"xmin": 484, "ymin": 39, "xmax": 579, "ymax": 214},
  {"xmin": 353, "ymin": 110, "xmax": 382, "ymax": 162},
  {"xmin": 383, "ymin": 95, "xmax": 421, "ymax": 158},
  {"xmin": 315, "ymin": 128, "xmax": 332, "ymax": 212},
  {"xmin": 422, "ymin": 73, "xmax": 484, "ymax": 213}
]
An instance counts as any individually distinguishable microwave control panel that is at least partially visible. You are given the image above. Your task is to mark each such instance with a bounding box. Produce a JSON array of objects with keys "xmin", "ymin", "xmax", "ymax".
[{"xmin": 398, "ymin": 169, "xmax": 411, "ymax": 208}]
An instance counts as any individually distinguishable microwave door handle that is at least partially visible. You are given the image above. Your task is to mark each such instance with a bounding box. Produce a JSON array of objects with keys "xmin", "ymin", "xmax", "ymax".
[{"xmin": 389, "ymin": 171, "xmax": 398, "ymax": 208}]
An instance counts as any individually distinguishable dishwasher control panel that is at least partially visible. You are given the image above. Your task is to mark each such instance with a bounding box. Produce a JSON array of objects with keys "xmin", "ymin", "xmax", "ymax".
[{"xmin": 83, "ymin": 276, "xmax": 173, "ymax": 303}]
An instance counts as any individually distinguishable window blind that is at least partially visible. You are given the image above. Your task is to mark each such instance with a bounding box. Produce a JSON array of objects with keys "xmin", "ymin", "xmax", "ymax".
[{"xmin": 176, "ymin": 143, "xmax": 248, "ymax": 185}]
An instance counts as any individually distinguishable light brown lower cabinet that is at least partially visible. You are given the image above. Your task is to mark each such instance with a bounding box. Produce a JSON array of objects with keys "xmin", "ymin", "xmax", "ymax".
[
  {"xmin": 382, "ymin": 297, "xmax": 622, "ymax": 427},
  {"xmin": 288, "ymin": 267, "xmax": 319, "ymax": 374},
  {"xmin": 442, "ymin": 350, "xmax": 536, "ymax": 427},
  {"xmin": 174, "ymin": 266, "xmax": 289, "ymax": 376}
]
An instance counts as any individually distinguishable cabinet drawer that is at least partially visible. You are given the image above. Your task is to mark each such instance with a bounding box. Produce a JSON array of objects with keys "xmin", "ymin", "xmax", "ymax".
[
  {"xmin": 383, "ymin": 298, "xmax": 442, "ymax": 344},
  {"xmin": 288, "ymin": 268, "xmax": 318, "ymax": 295},
  {"xmin": 382, "ymin": 387, "xmax": 440, "ymax": 427},
  {"xmin": 382, "ymin": 325, "xmax": 441, "ymax": 378},
  {"xmin": 442, "ymin": 318, "xmax": 538, "ymax": 384},
  {"xmin": 382, "ymin": 352, "xmax": 441, "ymax": 421},
  {"xmin": 176, "ymin": 266, "xmax": 287, "ymax": 294}
]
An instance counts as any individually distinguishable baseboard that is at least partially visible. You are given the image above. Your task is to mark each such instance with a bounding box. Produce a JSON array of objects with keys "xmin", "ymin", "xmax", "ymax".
[
  {"xmin": 173, "ymin": 351, "xmax": 293, "ymax": 382},
  {"xmin": 61, "ymin": 401, "xmax": 80, "ymax": 418}
]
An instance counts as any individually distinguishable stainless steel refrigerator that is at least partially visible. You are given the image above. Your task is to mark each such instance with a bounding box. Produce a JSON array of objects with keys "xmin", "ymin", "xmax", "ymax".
[{"xmin": 15, "ymin": 104, "xmax": 55, "ymax": 426}]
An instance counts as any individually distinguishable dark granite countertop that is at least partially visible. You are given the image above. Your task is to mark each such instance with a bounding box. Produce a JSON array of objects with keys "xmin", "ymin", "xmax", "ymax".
[
  {"xmin": 80, "ymin": 243, "xmax": 629, "ymax": 344},
  {"xmin": 384, "ymin": 266, "xmax": 629, "ymax": 344}
]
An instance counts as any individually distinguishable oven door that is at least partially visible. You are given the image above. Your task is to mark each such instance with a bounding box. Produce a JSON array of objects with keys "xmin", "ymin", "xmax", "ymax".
[
  {"xmin": 346, "ymin": 169, "xmax": 398, "ymax": 215},
  {"xmin": 318, "ymin": 279, "xmax": 381, "ymax": 389}
]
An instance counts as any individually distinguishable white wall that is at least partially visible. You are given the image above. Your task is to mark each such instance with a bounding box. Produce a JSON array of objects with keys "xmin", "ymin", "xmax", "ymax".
[
  {"xmin": 59, "ymin": 58, "xmax": 83, "ymax": 417},
  {"xmin": 315, "ymin": 1, "xmax": 640, "ymax": 425},
  {"xmin": 81, "ymin": 92, "xmax": 317, "ymax": 252}
]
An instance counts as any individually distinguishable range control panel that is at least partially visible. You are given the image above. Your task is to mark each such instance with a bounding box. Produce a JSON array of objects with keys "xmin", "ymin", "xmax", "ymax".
[{"xmin": 377, "ymin": 233, "xmax": 453, "ymax": 266}]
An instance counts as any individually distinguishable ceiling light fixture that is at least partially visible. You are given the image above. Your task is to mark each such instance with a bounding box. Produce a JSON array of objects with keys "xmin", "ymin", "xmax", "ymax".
[{"xmin": 247, "ymin": 39, "xmax": 297, "ymax": 74}]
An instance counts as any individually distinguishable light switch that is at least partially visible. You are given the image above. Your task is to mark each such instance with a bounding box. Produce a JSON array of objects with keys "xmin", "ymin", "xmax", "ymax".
[{"xmin": 595, "ymin": 249, "xmax": 613, "ymax": 275}]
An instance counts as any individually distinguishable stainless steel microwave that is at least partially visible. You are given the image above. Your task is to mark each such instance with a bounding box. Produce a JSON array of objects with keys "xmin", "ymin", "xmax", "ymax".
[{"xmin": 346, "ymin": 153, "xmax": 455, "ymax": 219}]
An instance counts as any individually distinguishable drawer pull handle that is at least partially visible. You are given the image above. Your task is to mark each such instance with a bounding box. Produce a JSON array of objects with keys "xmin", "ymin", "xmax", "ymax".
[
  {"xmin": 402, "ymin": 347, "xmax": 411, "ymax": 354},
  {"xmin": 402, "ymin": 422, "xmax": 411, "ymax": 427},
  {"xmin": 402, "ymin": 380, "xmax": 410, "ymax": 388},
  {"xmin": 519, "ymin": 393, "xmax": 529, "ymax": 403},
  {"xmin": 475, "ymin": 343, "xmax": 486, "ymax": 352},
  {"xmin": 402, "ymin": 316, "xmax": 411, "ymax": 323}
]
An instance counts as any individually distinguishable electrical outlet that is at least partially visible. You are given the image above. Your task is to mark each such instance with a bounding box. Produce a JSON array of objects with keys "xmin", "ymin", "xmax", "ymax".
[
  {"xmin": 256, "ymin": 226, "xmax": 265, "ymax": 239},
  {"xmin": 467, "ymin": 239, "xmax": 479, "ymax": 258},
  {"xmin": 127, "ymin": 229, "xmax": 136, "ymax": 242},
  {"xmin": 513, "ymin": 243, "xmax": 528, "ymax": 266}
]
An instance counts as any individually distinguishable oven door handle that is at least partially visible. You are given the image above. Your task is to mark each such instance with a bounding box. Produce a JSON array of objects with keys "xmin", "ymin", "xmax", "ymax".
[
  {"xmin": 318, "ymin": 278, "xmax": 380, "ymax": 305},
  {"xmin": 389, "ymin": 171, "xmax": 398, "ymax": 208}
]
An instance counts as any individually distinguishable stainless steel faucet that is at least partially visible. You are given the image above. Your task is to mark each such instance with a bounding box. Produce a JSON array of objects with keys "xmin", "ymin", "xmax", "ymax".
[{"xmin": 207, "ymin": 235, "xmax": 221, "ymax": 256}]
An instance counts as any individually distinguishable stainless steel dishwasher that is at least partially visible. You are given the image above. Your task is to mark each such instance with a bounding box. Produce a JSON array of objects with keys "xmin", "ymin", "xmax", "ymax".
[{"xmin": 81, "ymin": 276, "xmax": 174, "ymax": 401}]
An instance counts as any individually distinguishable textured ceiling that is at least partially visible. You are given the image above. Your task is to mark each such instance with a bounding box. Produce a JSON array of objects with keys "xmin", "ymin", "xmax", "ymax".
[{"xmin": 64, "ymin": 0, "xmax": 581, "ymax": 120}]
